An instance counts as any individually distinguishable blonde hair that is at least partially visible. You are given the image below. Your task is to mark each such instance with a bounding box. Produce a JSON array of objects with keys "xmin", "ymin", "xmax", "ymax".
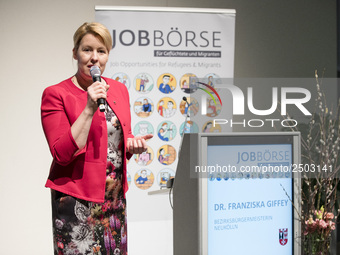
[{"xmin": 73, "ymin": 22, "xmax": 112, "ymax": 53}]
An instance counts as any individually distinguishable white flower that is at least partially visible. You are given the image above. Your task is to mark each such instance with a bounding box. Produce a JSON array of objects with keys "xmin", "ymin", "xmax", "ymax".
[
  {"xmin": 55, "ymin": 219, "xmax": 64, "ymax": 229},
  {"xmin": 74, "ymin": 200, "xmax": 91, "ymax": 222},
  {"xmin": 69, "ymin": 224, "xmax": 93, "ymax": 254}
]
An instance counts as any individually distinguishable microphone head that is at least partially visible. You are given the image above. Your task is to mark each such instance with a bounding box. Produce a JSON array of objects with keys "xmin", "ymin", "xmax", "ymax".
[
  {"xmin": 90, "ymin": 65, "xmax": 101, "ymax": 77},
  {"xmin": 183, "ymin": 96, "xmax": 187, "ymax": 101}
]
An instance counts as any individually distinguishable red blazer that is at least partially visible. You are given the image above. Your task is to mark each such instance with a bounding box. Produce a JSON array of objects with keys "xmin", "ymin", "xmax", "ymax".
[{"xmin": 41, "ymin": 77, "xmax": 134, "ymax": 203}]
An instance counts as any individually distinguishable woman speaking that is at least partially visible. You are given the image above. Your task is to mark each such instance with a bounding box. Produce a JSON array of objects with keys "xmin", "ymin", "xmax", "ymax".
[{"xmin": 41, "ymin": 22, "xmax": 152, "ymax": 255}]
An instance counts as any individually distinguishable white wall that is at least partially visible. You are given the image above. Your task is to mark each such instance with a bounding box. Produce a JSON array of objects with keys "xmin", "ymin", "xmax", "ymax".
[{"xmin": 0, "ymin": 0, "xmax": 336, "ymax": 254}]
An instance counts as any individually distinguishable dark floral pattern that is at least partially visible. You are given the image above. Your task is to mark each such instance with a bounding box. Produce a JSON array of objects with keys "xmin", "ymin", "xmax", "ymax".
[{"xmin": 52, "ymin": 104, "xmax": 127, "ymax": 255}]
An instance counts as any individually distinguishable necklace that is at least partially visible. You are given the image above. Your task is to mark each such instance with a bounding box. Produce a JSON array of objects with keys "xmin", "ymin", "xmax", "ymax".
[
  {"xmin": 71, "ymin": 76, "xmax": 87, "ymax": 91},
  {"xmin": 71, "ymin": 76, "xmax": 107, "ymax": 91}
]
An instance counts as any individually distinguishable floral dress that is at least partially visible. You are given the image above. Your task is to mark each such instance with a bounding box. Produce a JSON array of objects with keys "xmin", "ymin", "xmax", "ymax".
[{"xmin": 51, "ymin": 104, "xmax": 127, "ymax": 255}]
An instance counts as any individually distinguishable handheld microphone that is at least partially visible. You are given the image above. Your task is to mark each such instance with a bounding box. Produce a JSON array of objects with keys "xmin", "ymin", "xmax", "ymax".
[
  {"xmin": 90, "ymin": 65, "xmax": 105, "ymax": 112},
  {"xmin": 178, "ymin": 96, "xmax": 190, "ymax": 151},
  {"xmin": 182, "ymin": 96, "xmax": 189, "ymax": 118}
]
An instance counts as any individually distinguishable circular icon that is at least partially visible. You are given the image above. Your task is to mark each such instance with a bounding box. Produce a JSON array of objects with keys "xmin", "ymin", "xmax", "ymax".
[
  {"xmin": 180, "ymin": 73, "xmax": 198, "ymax": 94},
  {"xmin": 204, "ymin": 73, "xmax": 221, "ymax": 88},
  {"xmin": 202, "ymin": 121, "xmax": 221, "ymax": 133},
  {"xmin": 278, "ymin": 171, "xmax": 284, "ymax": 178},
  {"xmin": 258, "ymin": 172, "xmax": 264, "ymax": 179},
  {"xmin": 157, "ymin": 97, "xmax": 177, "ymax": 118},
  {"xmin": 179, "ymin": 97, "xmax": 199, "ymax": 117},
  {"xmin": 272, "ymin": 171, "xmax": 278, "ymax": 178},
  {"xmin": 134, "ymin": 169, "xmax": 154, "ymax": 190},
  {"xmin": 157, "ymin": 121, "xmax": 177, "ymax": 142},
  {"xmin": 230, "ymin": 172, "xmax": 237, "ymax": 180},
  {"xmin": 157, "ymin": 169, "xmax": 175, "ymax": 188},
  {"xmin": 216, "ymin": 173, "xmax": 223, "ymax": 181},
  {"xmin": 112, "ymin": 72, "xmax": 131, "ymax": 90},
  {"xmin": 205, "ymin": 97, "xmax": 222, "ymax": 117},
  {"xmin": 157, "ymin": 145, "xmax": 177, "ymax": 166},
  {"xmin": 179, "ymin": 121, "xmax": 199, "ymax": 135},
  {"xmin": 157, "ymin": 73, "xmax": 176, "ymax": 94},
  {"xmin": 133, "ymin": 121, "xmax": 154, "ymax": 138},
  {"xmin": 127, "ymin": 171, "xmax": 131, "ymax": 188},
  {"xmin": 134, "ymin": 146, "xmax": 154, "ymax": 166},
  {"xmin": 134, "ymin": 72, "xmax": 154, "ymax": 93},
  {"xmin": 134, "ymin": 97, "xmax": 154, "ymax": 118},
  {"xmin": 244, "ymin": 172, "xmax": 251, "ymax": 179}
]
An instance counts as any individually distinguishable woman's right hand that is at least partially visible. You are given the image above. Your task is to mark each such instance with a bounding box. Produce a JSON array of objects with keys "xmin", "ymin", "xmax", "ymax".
[
  {"xmin": 86, "ymin": 81, "xmax": 110, "ymax": 113},
  {"xmin": 71, "ymin": 81, "xmax": 109, "ymax": 152}
]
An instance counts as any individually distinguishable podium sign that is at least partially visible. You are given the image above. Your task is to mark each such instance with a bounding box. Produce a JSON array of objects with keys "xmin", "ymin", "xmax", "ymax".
[{"xmin": 173, "ymin": 133, "xmax": 301, "ymax": 255}]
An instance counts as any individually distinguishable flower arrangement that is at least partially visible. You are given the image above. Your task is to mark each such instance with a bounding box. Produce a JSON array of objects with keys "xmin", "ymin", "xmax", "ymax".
[
  {"xmin": 282, "ymin": 71, "xmax": 340, "ymax": 255},
  {"xmin": 304, "ymin": 206, "xmax": 336, "ymax": 254}
]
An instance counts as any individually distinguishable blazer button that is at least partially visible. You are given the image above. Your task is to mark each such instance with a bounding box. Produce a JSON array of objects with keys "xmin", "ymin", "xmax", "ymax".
[{"xmin": 123, "ymin": 123, "xmax": 126, "ymax": 126}]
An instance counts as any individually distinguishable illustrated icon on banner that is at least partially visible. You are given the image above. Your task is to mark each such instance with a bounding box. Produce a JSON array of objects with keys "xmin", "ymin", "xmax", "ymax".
[
  {"xmin": 134, "ymin": 169, "xmax": 154, "ymax": 190},
  {"xmin": 133, "ymin": 121, "xmax": 154, "ymax": 138},
  {"xmin": 134, "ymin": 72, "xmax": 154, "ymax": 93},
  {"xmin": 157, "ymin": 169, "xmax": 175, "ymax": 188},
  {"xmin": 157, "ymin": 97, "xmax": 176, "ymax": 118},
  {"xmin": 127, "ymin": 172, "xmax": 131, "ymax": 188},
  {"xmin": 180, "ymin": 73, "xmax": 198, "ymax": 94},
  {"xmin": 179, "ymin": 97, "xmax": 199, "ymax": 117},
  {"xmin": 134, "ymin": 97, "xmax": 153, "ymax": 118},
  {"xmin": 179, "ymin": 121, "xmax": 199, "ymax": 135},
  {"xmin": 157, "ymin": 121, "xmax": 176, "ymax": 142},
  {"xmin": 134, "ymin": 146, "xmax": 154, "ymax": 166},
  {"xmin": 202, "ymin": 120, "xmax": 221, "ymax": 133},
  {"xmin": 112, "ymin": 72, "xmax": 131, "ymax": 90},
  {"xmin": 205, "ymin": 97, "xmax": 222, "ymax": 117},
  {"xmin": 157, "ymin": 73, "xmax": 176, "ymax": 94},
  {"xmin": 203, "ymin": 73, "xmax": 221, "ymax": 88},
  {"xmin": 157, "ymin": 145, "xmax": 177, "ymax": 166}
]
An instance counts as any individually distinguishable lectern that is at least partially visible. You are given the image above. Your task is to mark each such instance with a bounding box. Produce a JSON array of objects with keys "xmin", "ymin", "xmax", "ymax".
[{"xmin": 173, "ymin": 132, "xmax": 301, "ymax": 255}]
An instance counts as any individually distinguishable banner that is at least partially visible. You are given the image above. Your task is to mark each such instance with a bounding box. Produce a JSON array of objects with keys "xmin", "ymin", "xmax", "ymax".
[{"xmin": 96, "ymin": 6, "xmax": 235, "ymax": 221}]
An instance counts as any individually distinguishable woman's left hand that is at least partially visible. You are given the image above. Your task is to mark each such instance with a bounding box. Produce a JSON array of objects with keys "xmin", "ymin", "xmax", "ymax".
[{"xmin": 126, "ymin": 134, "xmax": 153, "ymax": 154}]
